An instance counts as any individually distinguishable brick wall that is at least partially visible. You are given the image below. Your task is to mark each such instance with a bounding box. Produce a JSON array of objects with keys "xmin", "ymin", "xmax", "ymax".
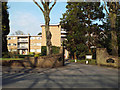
[
  {"xmin": 41, "ymin": 25, "xmax": 61, "ymax": 47},
  {"xmin": 96, "ymin": 48, "xmax": 119, "ymax": 68}
]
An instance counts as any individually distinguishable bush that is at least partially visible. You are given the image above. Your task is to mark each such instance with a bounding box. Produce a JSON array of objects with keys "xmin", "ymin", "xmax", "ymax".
[
  {"xmin": 34, "ymin": 53, "xmax": 41, "ymax": 57},
  {"xmin": 15, "ymin": 55, "xmax": 34, "ymax": 58},
  {"xmin": 29, "ymin": 52, "xmax": 35, "ymax": 55},
  {"xmin": 34, "ymin": 54, "xmax": 39, "ymax": 57},
  {"xmin": 91, "ymin": 48, "xmax": 96, "ymax": 59},
  {"xmin": 2, "ymin": 52, "xmax": 16, "ymax": 58},
  {"xmin": 41, "ymin": 46, "xmax": 47, "ymax": 56},
  {"xmin": 41, "ymin": 46, "xmax": 60, "ymax": 56},
  {"xmin": 52, "ymin": 46, "xmax": 60, "ymax": 54}
]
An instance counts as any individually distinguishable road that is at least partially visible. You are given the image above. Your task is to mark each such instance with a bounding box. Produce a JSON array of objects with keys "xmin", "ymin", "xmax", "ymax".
[{"xmin": 2, "ymin": 61, "xmax": 118, "ymax": 88}]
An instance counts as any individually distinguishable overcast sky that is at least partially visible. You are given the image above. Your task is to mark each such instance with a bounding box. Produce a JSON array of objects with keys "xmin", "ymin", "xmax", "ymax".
[{"xmin": 8, "ymin": 1, "xmax": 67, "ymax": 35}]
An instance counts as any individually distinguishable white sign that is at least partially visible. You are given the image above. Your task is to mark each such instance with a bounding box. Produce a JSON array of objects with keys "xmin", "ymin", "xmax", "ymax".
[{"xmin": 86, "ymin": 55, "xmax": 92, "ymax": 59}]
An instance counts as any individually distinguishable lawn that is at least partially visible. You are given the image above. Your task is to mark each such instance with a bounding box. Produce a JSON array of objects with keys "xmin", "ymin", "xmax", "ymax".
[
  {"xmin": 0, "ymin": 58, "xmax": 24, "ymax": 60},
  {"xmin": 69, "ymin": 59, "xmax": 97, "ymax": 65}
]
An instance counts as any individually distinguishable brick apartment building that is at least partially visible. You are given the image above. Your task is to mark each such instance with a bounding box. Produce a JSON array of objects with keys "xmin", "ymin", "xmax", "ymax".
[{"xmin": 7, "ymin": 24, "xmax": 68, "ymax": 57}]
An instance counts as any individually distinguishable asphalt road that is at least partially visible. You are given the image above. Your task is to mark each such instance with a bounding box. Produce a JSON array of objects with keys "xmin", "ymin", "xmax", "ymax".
[{"xmin": 2, "ymin": 62, "xmax": 118, "ymax": 88}]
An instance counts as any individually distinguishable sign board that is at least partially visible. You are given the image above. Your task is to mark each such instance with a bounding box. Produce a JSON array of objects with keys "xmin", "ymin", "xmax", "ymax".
[{"xmin": 86, "ymin": 55, "xmax": 92, "ymax": 59}]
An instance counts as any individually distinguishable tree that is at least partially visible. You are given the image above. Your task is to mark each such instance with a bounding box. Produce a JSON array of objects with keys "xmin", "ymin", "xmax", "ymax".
[
  {"xmin": 2, "ymin": 2, "xmax": 10, "ymax": 55},
  {"xmin": 60, "ymin": 2, "xmax": 105, "ymax": 59},
  {"xmin": 33, "ymin": 0, "xmax": 56, "ymax": 55},
  {"xmin": 60, "ymin": 2, "xmax": 87, "ymax": 59},
  {"xmin": 103, "ymin": 1, "xmax": 120, "ymax": 56},
  {"xmin": 38, "ymin": 32, "xmax": 42, "ymax": 35},
  {"xmin": 116, "ymin": 6, "xmax": 120, "ymax": 56},
  {"xmin": 12, "ymin": 30, "xmax": 25, "ymax": 35}
]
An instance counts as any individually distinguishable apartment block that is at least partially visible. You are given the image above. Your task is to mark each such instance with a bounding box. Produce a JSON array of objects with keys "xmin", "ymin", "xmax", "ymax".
[
  {"xmin": 7, "ymin": 35, "xmax": 42, "ymax": 55},
  {"xmin": 7, "ymin": 24, "xmax": 67, "ymax": 55}
]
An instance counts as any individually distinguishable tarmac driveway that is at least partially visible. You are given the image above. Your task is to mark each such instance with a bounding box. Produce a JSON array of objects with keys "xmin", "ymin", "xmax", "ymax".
[{"xmin": 2, "ymin": 62, "xmax": 118, "ymax": 88}]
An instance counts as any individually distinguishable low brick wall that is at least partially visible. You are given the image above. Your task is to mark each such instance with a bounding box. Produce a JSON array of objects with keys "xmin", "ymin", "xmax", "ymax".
[
  {"xmin": 96, "ymin": 48, "xmax": 119, "ymax": 68},
  {"xmin": 2, "ymin": 53, "xmax": 64, "ymax": 68}
]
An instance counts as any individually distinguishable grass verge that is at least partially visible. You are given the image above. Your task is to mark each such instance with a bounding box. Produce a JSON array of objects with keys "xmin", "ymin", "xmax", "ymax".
[{"xmin": 69, "ymin": 59, "xmax": 97, "ymax": 65}]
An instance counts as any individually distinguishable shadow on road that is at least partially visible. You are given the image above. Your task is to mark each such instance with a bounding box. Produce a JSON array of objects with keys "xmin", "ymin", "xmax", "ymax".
[
  {"xmin": 2, "ymin": 60, "xmax": 71, "ymax": 88},
  {"xmin": 2, "ymin": 59, "xmax": 118, "ymax": 89}
]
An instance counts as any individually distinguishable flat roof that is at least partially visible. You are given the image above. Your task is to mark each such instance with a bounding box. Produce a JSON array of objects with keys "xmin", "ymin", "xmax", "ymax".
[
  {"xmin": 7, "ymin": 35, "xmax": 42, "ymax": 37},
  {"xmin": 40, "ymin": 23, "xmax": 60, "ymax": 27}
]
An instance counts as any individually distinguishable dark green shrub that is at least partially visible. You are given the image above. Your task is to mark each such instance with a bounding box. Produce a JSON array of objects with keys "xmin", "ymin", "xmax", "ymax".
[
  {"xmin": 34, "ymin": 53, "xmax": 41, "ymax": 57},
  {"xmin": 2, "ymin": 52, "xmax": 11, "ymax": 58},
  {"xmin": 91, "ymin": 48, "xmax": 96, "ymax": 59},
  {"xmin": 52, "ymin": 46, "xmax": 60, "ymax": 54},
  {"xmin": 34, "ymin": 54, "xmax": 39, "ymax": 57},
  {"xmin": 15, "ymin": 55, "xmax": 34, "ymax": 58},
  {"xmin": 41, "ymin": 46, "xmax": 47, "ymax": 56},
  {"xmin": 29, "ymin": 52, "xmax": 35, "ymax": 55},
  {"xmin": 41, "ymin": 46, "xmax": 60, "ymax": 56}
]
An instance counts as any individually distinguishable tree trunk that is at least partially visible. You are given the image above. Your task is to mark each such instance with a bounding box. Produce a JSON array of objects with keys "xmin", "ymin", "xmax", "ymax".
[
  {"xmin": 44, "ymin": 11, "xmax": 52, "ymax": 55},
  {"xmin": 111, "ymin": 30, "xmax": 118, "ymax": 56},
  {"xmin": 109, "ymin": 13, "xmax": 118, "ymax": 56},
  {"xmin": 74, "ymin": 52, "xmax": 77, "ymax": 62}
]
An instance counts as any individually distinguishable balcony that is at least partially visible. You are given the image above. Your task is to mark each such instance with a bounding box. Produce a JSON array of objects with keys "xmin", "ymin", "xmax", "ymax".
[
  {"xmin": 61, "ymin": 35, "xmax": 67, "ymax": 38},
  {"xmin": 17, "ymin": 46, "xmax": 28, "ymax": 49},
  {"xmin": 18, "ymin": 39, "xmax": 28, "ymax": 42}
]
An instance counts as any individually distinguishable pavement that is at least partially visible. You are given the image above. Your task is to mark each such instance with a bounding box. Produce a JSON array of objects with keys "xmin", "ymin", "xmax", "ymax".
[{"xmin": 2, "ymin": 61, "xmax": 119, "ymax": 88}]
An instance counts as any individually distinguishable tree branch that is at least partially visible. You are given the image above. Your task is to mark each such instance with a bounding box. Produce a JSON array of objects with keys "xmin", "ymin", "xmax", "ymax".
[
  {"xmin": 40, "ymin": 0, "xmax": 47, "ymax": 10},
  {"xmin": 33, "ymin": 0, "xmax": 44, "ymax": 13},
  {"xmin": 49, "ymin": 0, "xmax": 56, "ymax": 11},
  {"xmin": 115, "ymin": 2, "xmax": 119, "ymax": 11},
  {"xmin": 40, "ymin": 0, "xmax": 44, "ymax": 5},
  {"xmin": 103, "ymin": 0, "xmax": 109, "ymax": 15}
]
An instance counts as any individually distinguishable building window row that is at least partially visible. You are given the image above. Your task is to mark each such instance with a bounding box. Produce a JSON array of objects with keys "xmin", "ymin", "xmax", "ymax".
[
  {"xmin": 30, "ymin": 49, "xmax": 41, "ymax": 53},
  {"xmin": 8, "ymin": 49, "xmax": 17, "ymax": 52},
  {"xmin": 7, "ymin": 37, "xmax": 41, "ymax": 40},
  {"xmin": 31, "ymin": 43, "xmax": 41, "ymax": 46},
  {"xmin": 8, "ymin": 43, "xmax": 17, "ymax": 46},
  {"xmin": 7, "ymin": 37, "xmax": 16, "ymax": 40}
]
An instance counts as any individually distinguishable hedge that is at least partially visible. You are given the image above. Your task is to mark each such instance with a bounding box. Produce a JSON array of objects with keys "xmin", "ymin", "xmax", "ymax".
[{"xmin": 15, "ymin": 55, "xmax": 34, "ymax": 58}]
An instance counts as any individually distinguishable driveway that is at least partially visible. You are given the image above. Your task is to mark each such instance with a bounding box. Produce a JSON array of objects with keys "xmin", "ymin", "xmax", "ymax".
[{"xmin": 2, "ymin": 61, "xmax": 118, "ymax": 88}]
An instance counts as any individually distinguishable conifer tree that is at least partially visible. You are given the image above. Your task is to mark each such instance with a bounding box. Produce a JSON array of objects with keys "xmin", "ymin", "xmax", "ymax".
[
  {"xmin": 60, "ymin": 2, "xmax": 105, "ymax": 59},
  {"xmin": 2, "ymin": 2, "xmax": 10, "ymax": 55}
]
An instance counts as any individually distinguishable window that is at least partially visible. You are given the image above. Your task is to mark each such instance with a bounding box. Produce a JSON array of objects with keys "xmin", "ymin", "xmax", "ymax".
[
  {"xmin": 8, "ymin": 49, "xmax": 11, "ymax": 52},
  {"xmin": 12, "ymin": 49, "xmax": 17, "ymax": 51},
  {"xmin": 37, "ymin": 37, "xmax": 41, "ymax": 40},
  {"xmin": 31, "ymin": 43, "xmax": 34, "ymax": 46},
  {"xmin": 37, "ymin": 43, "xmax": 41, "ymax": 46},
  {"xmin": 13, "ymin": 43, "xmax": 16, "ymax": 46},
  {"xmin": 31, "ymin": 43, "xmax": 41, "ymax": 46},
  {"xmin": 33, "ymin": 43, "xmax": 36, "ymax": 46},
  {"xmin": 12, "ymin": 37, "xmax": 16, "ymax": 39},
  {"xmin": 30, "ymin": 49, "xmax": 35, "ymax": 52},
  {"xmin": 7, "ymin": 37, "xmax": 11, "ymax": 40},
  {"xmin": 30, "ymin": 37, "xmax": 35, "ymax": 40},
  {"xmin": 8, "ymin": 43, "xmax": 11, "ymax": 46},
  {"xmin": 36, "ymin": 49, "xmax": 41, "ymax": 52}
]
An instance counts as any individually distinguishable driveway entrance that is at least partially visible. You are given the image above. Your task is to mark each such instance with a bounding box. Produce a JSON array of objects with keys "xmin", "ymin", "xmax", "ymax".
[{"xmin": 2, "ymin": 62, "xmax": 118, "ymax": 88}]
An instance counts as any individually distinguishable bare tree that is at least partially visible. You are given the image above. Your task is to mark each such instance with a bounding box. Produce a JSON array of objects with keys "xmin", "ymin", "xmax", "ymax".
[
  {"xmin": 33, "ymin": 0, "xmax": 56, "ymax": 55},
  {"xmin": 12, "ymin": 30, "xmax": 25, "ymax": 35},
  {"xmin": 103, "ymin": 0, "xmax": 119, "ymax": 56}
]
